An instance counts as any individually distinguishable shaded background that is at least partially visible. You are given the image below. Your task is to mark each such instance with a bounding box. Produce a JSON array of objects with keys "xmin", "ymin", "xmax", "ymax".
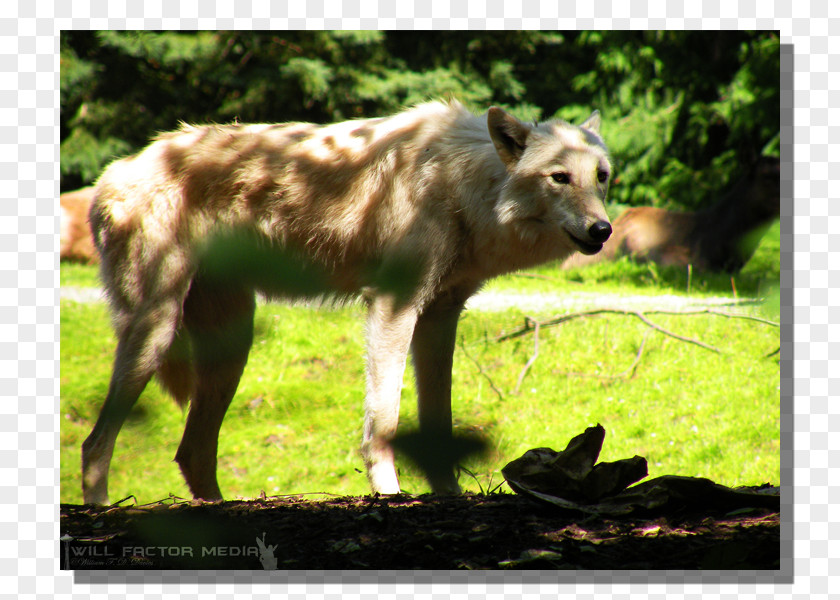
[{"xmin": 60, "ymin": 30, "xmax": 780, "ymax": 212}]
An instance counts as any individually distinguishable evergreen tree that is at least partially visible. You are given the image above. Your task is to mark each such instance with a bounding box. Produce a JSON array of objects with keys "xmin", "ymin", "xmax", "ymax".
[{"xmin": 60, "ymin": 30, "xmax": 779, "ymax": 213}]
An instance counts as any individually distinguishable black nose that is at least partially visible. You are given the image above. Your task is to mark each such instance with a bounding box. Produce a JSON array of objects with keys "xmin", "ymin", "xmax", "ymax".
[{"xmin": 588, "ymin": 220, "xmax": 612, "ymax": 243}]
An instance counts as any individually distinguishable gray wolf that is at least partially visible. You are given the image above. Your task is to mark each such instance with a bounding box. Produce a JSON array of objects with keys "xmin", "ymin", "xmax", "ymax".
[
  {"xmin": 561, "ymin": 155, "xmax": 779, "ymax": 273},
  {"xmin": 81, "ymin": 99, "xmax": 612, "ymax": 504}
]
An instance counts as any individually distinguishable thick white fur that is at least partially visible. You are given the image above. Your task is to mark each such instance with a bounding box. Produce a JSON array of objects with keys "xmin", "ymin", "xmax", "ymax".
[{"xmin": 82, "ymin": 100, "xmax": 611, "ymax": 503}]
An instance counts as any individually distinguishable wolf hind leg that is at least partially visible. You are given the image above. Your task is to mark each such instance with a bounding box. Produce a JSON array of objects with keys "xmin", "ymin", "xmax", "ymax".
[
  {"xmin": 81, "ymin": 298, "xmax": 183, "ymax": 505},
  {"xmin": 174, "ymin": 278, "xmax": 256, "ymax": 501}
]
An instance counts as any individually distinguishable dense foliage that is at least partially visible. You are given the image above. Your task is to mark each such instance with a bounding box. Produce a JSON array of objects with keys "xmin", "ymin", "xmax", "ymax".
[{"xmin": 60, "ymin": 30, "xmax": 779, "ymax": 211}]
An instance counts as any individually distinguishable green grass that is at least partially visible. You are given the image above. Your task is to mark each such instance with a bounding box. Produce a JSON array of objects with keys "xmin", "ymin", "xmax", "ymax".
[
  {"xmin": 60, "ymin": 222, "xmax": 781, "ymax": 504},
  {"xmin": 59, "ymin": 262, "xmax": 102, "ymax": 288},
  {"xmin": 486, "ymin": 219, "xmax": 781, "ymax": 300}
]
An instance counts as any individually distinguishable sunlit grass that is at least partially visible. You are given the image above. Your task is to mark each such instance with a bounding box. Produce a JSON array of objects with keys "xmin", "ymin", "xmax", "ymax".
[
  {"xmin": 488, "ymin": 219, "xmax": 781, "ymax": 299},
  {"xmin": 60, "ymin": 300, "xmax": 779, "ymax": 504},
  {"xmin": 59, "ymin": 221, "xmax": 780, "ymax": 503}
]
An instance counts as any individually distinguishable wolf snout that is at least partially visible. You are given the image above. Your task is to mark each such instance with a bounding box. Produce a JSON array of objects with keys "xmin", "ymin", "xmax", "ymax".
[
  {"xmin": 588, "ymin": 220, "xmax": 612, "ymax": 243},
  {"xmin": 565, "ymin": 219, "xmax": 612, "ymax": 255}
]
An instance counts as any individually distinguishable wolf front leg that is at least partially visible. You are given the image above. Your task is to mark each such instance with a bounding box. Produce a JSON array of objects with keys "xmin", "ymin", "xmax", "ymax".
[
  {"xmin": 410, "ymin": 295, "xmax": 467, "ymax": 494},
  {"xmin": 361, "ymin": 296, "xmax": 419, "ymax": 494}
]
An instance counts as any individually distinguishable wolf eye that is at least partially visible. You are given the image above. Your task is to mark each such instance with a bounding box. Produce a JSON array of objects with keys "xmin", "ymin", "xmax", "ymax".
[
  {"xmin": 551, "ymin": 173, "xmax": 570, "ymax": 184},
  {"xmin": 597, "ymin": 170, "xmax": 609, "ymax": 183}
]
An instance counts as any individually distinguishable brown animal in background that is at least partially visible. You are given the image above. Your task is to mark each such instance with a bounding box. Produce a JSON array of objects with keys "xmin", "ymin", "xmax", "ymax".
[
  {"xmin": 60, "ymin": 186, "xmax": 98, "ymax": 264},
  {"xmin": 81, "ymin": 100, "xmax": 613, "ymax": 504},
  {"xmin": 561, "ymin": 156, "xmax": 780, "ymax": 273}
]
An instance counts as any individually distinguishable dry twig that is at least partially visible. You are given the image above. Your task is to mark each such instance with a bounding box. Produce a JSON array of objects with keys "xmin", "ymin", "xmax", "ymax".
[
  {"xmin": 617, "ymin": 328, "xmax": 650, "ymax": 379},
  {"xmin": 630, "ymin": 310, "xmax": 720, "ymax": 353},
  {"xmin": 513, "ymin": 317, "xmax": 540, "ymax": 394},
  {"xmin": 495, "ymin": 306, "xmax": 777, "ymax": 347},
  {"xmin": 464, "ymin": 306, "xmax": 778, "ymax": 396},
  {"xmin": 496, "ymin": 308, "xmax": 721, "ymax": 353},
  {"xmin": 458, "ymin": 337, "xmax": 505, "ymax": 402},
  {"xmin": 764, "ymin": 346, "xmax": 781, "ymax": 359},
  {"xmin": 494, "ymin": 306, "xmax": 782, "ymax": 387}
]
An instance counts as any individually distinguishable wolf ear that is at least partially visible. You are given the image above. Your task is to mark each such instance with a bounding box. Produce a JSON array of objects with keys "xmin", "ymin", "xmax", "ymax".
[
  {"xmin": 488, "ymin": 107, "xmax": 532, "ymax": 168},
  {"xmin": 579, "ymin": 110, "xmax": 601, "ymax": 135}
]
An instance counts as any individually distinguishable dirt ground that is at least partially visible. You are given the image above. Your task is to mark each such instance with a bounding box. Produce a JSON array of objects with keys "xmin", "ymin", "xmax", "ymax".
[{"xmin": 60, "ymin": 490, "xmax": 780, "ymax": 571}]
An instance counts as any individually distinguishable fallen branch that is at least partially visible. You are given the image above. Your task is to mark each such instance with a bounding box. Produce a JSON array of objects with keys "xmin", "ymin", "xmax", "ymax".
[
  {"xmin": 764, "ymin": 346, "xmax": 780, "ymax": 359},
  {"xmin": 496, "ymin": 306, "xmax": 778, "ymax": 350},
  {"xmin": 496, "ymin": 308, "xmax": 720, "ymax": 353},
  {"xmin": 615, "ymin": 329, "xmax": 650, "ymax": 379},
  {"xmin": 513, "ymin": 317, "xmax": 540, "ymax": 394},
  {"xmin": 458, "ymin": 337, "xmax": 505, "ymax": 402},
  {"xmin": 467, "ymin": 306, "xmax": 777, "ymax": 397},
  {"xmin": 497, "ymin": 308, "xmax": 612, "ymax": 342},
  {"xmin": 631, "ymin": 310, "xmax": 720, "ymax": 354},
  {"xmin": 684, "ymin": 308, "xmax": 779, "ymax": 327}
]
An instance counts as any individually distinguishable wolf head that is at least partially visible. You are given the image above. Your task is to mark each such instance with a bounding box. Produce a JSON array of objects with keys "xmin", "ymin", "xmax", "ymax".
[{"xmin": 488, "ymin": 107, "xmax": 612, "ymax": 256}]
